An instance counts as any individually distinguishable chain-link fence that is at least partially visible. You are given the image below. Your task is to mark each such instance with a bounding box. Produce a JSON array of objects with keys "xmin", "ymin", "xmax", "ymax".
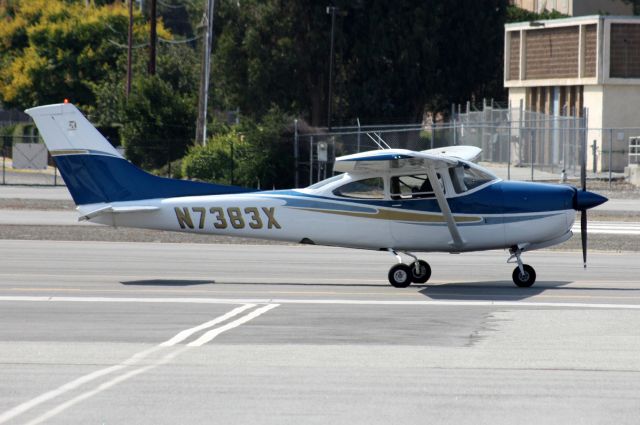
[
  {"xmin": 2, "ymin": 105, "xmax": 638, "ymax": 188},
  {"xmin": 294, "ymin": 105, "xmax": 639, "ymax": 187}
]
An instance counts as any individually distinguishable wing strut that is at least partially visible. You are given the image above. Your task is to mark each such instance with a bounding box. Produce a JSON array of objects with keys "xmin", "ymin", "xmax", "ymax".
[{"xmin": 425, "ymin": 167, "xmax": 465, "ymax": 249}]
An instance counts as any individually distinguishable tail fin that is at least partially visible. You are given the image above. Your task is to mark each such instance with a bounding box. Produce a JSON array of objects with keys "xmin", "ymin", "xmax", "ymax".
[{"xmin": 26, "ymin": 103, "xmax": 253, "ymax": 206}]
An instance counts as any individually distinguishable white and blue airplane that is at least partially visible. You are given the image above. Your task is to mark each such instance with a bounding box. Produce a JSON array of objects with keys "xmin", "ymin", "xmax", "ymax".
[{"xmin": 26, "ymin": 103, "xmax": 607, "ymax": 288}]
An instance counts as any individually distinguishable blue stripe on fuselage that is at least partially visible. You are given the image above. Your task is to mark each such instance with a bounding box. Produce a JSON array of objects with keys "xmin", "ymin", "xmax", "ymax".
[
  {"xmin": 267, "ymin": 181, "xmax": 575, "ymax": 215},
  {"xmin": 54, "ymin": 154, "xmax": 255, "ymax": 205}
]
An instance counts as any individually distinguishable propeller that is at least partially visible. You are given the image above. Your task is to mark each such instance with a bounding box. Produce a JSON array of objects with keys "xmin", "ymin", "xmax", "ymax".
[{"xmin": 575, "ymin": 153, "xmax": 607, "ymax": 268}]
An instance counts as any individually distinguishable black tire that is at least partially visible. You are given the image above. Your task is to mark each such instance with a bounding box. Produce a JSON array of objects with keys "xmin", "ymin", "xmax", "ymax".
[
  {"xmin": 388, "ymin": 264, "xmax": 413, "ymax": 288},
  {"xmin": 512, "ymin": 264, "xmax": 536, "ymax": 287},
  {"xmin": 410, "ymin": 260, "xmax": 431, "ymax": 284}
]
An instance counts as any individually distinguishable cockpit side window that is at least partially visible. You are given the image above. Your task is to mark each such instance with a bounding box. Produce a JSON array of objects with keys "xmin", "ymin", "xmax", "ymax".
[
  {"xmin": 333, "ymin": 177, "xmax": 385, "ymax": 199},
  {"xmin": 390, "ymin": 174, "xmax": 443, "ymax": 200}
]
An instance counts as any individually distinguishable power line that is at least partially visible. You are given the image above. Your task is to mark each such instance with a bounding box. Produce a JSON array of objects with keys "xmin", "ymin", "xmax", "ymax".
[
  {"xmin": 108, "ymin": 35, "xmax": 201, "ymax": 49},
  {"xmin": 159, "ymin": 34, "xmax": 202, "ymax": 44}
]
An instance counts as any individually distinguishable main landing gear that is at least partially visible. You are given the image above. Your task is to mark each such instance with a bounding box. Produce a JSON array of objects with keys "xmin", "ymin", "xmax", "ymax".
[
  {"xmin": 508, "ymin": 247, "xmax": 536, "ymax": 287},
  {"xmin": 387, "ymin": 250, "xmax": 431, "ymax": 288},
  {"xmin": 385, "ymin": 247, "xmax": 538, "ymax": 289}
]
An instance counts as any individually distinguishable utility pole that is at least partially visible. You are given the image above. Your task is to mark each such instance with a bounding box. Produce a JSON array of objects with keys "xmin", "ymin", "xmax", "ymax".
[
  {"xmin": 149, "ymin": 0, "xmax": 157, "ymax": 75},
  {"xmin": 126, "ymin": 0, "xmax": 133, "ymax": 97},
  {"xmin": 326, "ymin": 6, "xmax": 337, "ymax": 131},
  {"xmin": 195, "ymin": 0, "xmax": 216, "ymax": 145}
]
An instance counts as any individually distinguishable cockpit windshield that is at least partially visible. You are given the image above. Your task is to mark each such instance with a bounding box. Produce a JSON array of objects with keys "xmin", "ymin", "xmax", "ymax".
[
  {"xmin": 449, "ymin": 164, "xmax": 495, "ymax": 194},
  {"xmin": 307, "ymin": 174, "xmax": 345, "ymax": 189}
]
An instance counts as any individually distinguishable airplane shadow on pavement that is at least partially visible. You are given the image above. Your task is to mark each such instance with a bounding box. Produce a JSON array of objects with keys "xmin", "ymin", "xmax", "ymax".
[
  {"xmin": 420, "ymin": 280, "xmax": 574, "ymax": 301},
  {"xmin": 121, "ymin": 279, "xmax": 215, "ymax": 286}
]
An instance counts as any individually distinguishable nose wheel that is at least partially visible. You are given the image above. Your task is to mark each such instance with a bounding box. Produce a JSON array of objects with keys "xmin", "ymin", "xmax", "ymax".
[
  {"xmin": 386, "ymin": 250, "xmax": 431, "ymax": 288},
  {"xmin": 508, "ymin": 247, "xmax": 537, "ymax": 287},
  {"xmin": 512, "ymin": 264, "xmax": 536, "ymax": 287}
]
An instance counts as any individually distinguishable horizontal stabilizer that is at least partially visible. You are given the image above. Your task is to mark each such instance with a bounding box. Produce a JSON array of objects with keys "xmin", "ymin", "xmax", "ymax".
[{"xmin": 79, "ymin": 205, "xmax": 160, "ymax": 221}]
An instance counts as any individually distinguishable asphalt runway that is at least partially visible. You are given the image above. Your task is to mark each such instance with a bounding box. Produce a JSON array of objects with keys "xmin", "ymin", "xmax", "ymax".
[{"xmin": 1, "ymin": 240, "xmax": 640, "ymax": 424}]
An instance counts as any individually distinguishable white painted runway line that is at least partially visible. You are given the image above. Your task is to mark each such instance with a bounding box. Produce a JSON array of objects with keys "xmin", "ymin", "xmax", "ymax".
[
  {"xmin": 3, "ymin": 295, "xmax": 640, "ymax": 310},
  {"xmin": 159, "ymin": 303, "xmax": 256, "ymax": 347},
  {"xmin": 22, "ymin": 347, "xmax": 190, "ymax": 425},
  {"xmin": 0, "ymin": 302, "xmax": 279, "ymax": 424},
  {"xmin": 572, "ymin": 221, "xmax": 640, "ymax": 235},
  {"xmin": 188, "ymin": 303, "xmax": 280, "ymax": 347}
]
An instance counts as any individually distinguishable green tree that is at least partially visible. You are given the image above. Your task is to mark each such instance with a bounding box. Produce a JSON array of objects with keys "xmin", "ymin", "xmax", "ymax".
[
  {"xmin": 120, "ymin": 74, "xmax": 196, "ymax": 170},
  {"xmin": 506, "ymin": 4, "xmax": 567, "ymax": 22},
  {"xmin": 212, "ymin": 0, "xmax": 512, "ymax": 125},
  {"xmin": 212, "ymin": 1, "xmax": 332, "ymax": 126},
  {"xmin": 0, "ymin": 0, "xmax": 167, "ymax": 109},
  {"xmin": 90, "ymin": 43, "xmax": 200, "ymax": 169},
  {"xmin": 182, "ymin": 128, "xmax": 245, "ymax": 184},
  {"xmin": 183, "ymin": 107, "xmax": 293, "ymax": 189}
]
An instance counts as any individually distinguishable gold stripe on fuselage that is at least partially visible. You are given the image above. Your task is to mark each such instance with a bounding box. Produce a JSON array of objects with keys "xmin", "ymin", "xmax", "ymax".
[{"xmin": 290, "ymin": 207, "xmax": 482, "ymax": 223}]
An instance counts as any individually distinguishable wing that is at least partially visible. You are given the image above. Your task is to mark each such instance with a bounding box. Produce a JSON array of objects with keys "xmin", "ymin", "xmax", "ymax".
[
  {"xmin": 333, "ymin": 149, "xmax": 457, "ymax": 173},
  {"xmin": 420, "ymin": 145, "xmax": 481, "ymax": 162}
]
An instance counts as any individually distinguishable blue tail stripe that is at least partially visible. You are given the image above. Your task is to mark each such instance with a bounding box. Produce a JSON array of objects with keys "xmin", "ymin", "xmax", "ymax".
[{"xmin": 54, "ymin": 154, "xmax": 254, "ymax": 205}]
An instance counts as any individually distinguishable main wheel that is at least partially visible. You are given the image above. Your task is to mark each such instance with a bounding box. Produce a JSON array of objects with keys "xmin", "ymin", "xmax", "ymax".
[
  {"xmin": 388, "ymin": 264, "xmax": 413, "ymax": 288},
  {"xmin": 410, "ymin": 260, "xmax": 431, "ymax": 284},
  {"xmin": 512, "ymin": 264, "xmax": 536, "ymax": 287}
]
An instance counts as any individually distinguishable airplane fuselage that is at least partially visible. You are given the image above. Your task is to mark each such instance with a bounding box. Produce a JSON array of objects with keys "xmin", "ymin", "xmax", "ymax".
[{"xmin": 86, "ymin": 178, "xmax": 577, "ymax": 253}]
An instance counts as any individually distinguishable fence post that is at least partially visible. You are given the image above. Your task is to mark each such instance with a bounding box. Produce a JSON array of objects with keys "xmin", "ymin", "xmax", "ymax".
[
  {"xmin": 507, "ymin": 100, "xmax": 512, "ymax": 181},
  {"xmin": 356, "ymin": 118, "xmax": 361, "ymax": 153},
  {"xmin": 591, "ymin": 140, "xmax": 598, "ymax": 174},
  {"xmin": 571, "ymin": 108, "xmax": 580, "ymax": 175},
  {"xmin": 518, "ymin": 99, "xmax": 524, "ymax": 175},
  {"xmin": 309, "ymin": 136, "xmax": 313, "ymax": 186},
  {"xmin": 294, "ymin": 119, "xmax": 299, "ymax": 188},
  {"xmin": 609, "ymin": 128, "xmax": 613, "ymax": 189},
  {"xmin": 458, "ymin": 104, "xmax": 463, "ymax": 145},
  {"xmin": 2, "ymin": 145, "xmax": 5, "ymax": 185},
  {"xmin": 430, "ymin": 121, "xmax": 435, "ymax": 149},
  {"xmin": 481, "ymin": 98, "xmax": 486, "ymax": 156},
  {"xmin": 583, "ymin": 107, "xmax": 589, "ymax": 179},
  {"xmin": 530, "ymin": 129, "xmax": 535, "ymax": 181}
]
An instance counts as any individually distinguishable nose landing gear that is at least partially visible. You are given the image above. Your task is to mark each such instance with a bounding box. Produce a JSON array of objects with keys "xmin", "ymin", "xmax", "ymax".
[
  {"xmin": 508, "ymin": 247, "xmax": 536, "ymax": 287},
  {"xmin": 387, "ymin": 250, "xmax": 432, "ymax": 288}
]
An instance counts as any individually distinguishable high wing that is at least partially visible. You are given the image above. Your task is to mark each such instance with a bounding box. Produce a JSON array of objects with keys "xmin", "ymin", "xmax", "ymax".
[
  {"xmin": 334, "ymin": 148, "xmax": 483, "ymax": 249},
  {"xmin": 333, "ymin": 149, "xmax": 457, "ymax": 173},
  {"xmin": 333, "ymin": 145, "xmax": 481, "ymax": 174},
  {"xmin": 421, "ymin": 145, "xmax": 481, "ymax": 162}
]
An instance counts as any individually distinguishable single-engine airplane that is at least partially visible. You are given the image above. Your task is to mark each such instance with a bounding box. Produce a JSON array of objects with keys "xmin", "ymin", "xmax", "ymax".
[{"xmin": 26, "ymin": 103, "xmax": 607, "ymax": 288}]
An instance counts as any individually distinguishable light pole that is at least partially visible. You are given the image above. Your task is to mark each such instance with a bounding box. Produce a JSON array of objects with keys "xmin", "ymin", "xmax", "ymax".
[
  {"xmin": 196, "ymin": 0, "xmax": 216, "ymax": 145},
  {"xmin": 326, "ymin": 6, "xmax": 337, "ymax": 131}
]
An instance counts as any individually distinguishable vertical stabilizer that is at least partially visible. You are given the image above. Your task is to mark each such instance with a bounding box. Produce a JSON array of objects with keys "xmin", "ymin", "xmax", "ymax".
[
  {"xmin": 25, "ymin": 103, "xmax": 122, "ymax": 158},
  {"xmin": 25, "ymin": 103, "xmax": 254, "ymax": 206}
]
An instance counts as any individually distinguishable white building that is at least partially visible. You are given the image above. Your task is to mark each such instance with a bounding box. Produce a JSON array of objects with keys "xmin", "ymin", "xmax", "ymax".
[
  {"xmin": 505, "ymin": 15, "xmax": 640, "ymax": 171},
  {"xmin": 510, "ymin": 0, "xmax": 633, "ymax": 16}
]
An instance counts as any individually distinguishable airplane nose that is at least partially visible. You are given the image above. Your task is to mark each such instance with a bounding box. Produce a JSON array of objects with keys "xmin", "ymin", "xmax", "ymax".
[{"xmin": 574, "ymin": 189, "xmax": 608, "ymax": 210}]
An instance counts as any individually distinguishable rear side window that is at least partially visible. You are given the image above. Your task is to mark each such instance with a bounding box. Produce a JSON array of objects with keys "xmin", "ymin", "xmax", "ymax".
[{"xmin": 333, "ymin": 177, "xmax": 385, "ymax": 199}]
